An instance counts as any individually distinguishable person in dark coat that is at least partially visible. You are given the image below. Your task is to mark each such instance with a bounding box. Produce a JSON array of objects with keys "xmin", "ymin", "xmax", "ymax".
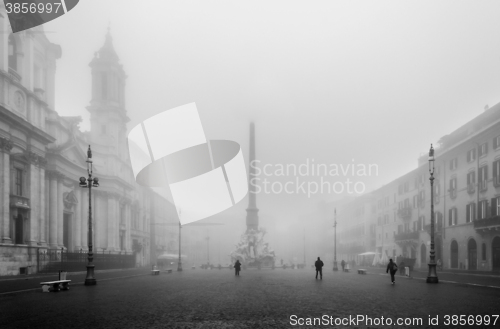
[
  {"xmin": 341, "ymin": 260, "xmax": 346, "ymax": 272},
  {"xmin": 314, "ymin": 257, "xmax": 324, "ymax": 279},
  {"xmin": 386, "ymin": 258, "xmax": 398, "ymax": 284},
  {"xmin": 234, "ymin": 260, "xmax": 241, "ymax": 276}
]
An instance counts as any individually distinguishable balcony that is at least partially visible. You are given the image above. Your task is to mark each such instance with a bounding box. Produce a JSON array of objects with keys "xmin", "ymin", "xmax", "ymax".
[
  {"xmin": 474, "ymin": 215, "xmax": 500, "ymax": 233},
  {"xmin": 397, "ymin": 207, "xmax": 412, "ymax": 220},
  {"xmin": 467, "ymin": 184, "xmax": 475, "ymax": 194},
  {"xmin": 479, "ymin": 180, "xmax": 487, "ymax": 192},
  {"xmin": 10, "ymin": 195, "xmax": 30, "ymax": 209},
  {"xmin": 394, "ymin": 231, "xmax": 419, "ymax": 248}
]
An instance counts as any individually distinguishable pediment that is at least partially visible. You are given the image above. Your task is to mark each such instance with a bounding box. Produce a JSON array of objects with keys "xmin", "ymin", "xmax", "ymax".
[{"xmin": 60, "ymin": 144, "xmax": 87, "ymax": 165}]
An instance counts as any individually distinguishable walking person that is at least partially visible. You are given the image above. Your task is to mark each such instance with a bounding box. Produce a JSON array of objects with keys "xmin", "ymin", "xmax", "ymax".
[
  {"xmin": 386, "ymin": 258, "xmax": 398, "ymax": 284},
  {"xmin": 341, "ymin": 259, "xmax": 346, "ymax": 272},
  {"xmin": 234, "ymin": 260, "xmax": 241, "ymax": 276},
  {"xmin": 314, "ymin": 257, "xmax": 324, "ymax": 279}
]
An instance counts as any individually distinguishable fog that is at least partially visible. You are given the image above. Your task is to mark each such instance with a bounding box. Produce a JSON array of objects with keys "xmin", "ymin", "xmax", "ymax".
[{"xmin": 42, "ymin": 0, "xmax": 500, "ymax": 263}]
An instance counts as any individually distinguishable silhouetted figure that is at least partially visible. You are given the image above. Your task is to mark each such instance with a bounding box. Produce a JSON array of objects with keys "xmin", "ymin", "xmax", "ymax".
[
  {"xmin": 386, "ymin": 258, "xmax": 398, "ymax": 284},
  {"xmin": 314, "ymin": 257, "xmax": 324, "ymax": 279},
  {"xmin": 341, "ymin": 259, "xmax": 346, "ymax": 271},
  {"xmin": 234, "ymin": 260, "xmax": 241, "ymax": 276}
]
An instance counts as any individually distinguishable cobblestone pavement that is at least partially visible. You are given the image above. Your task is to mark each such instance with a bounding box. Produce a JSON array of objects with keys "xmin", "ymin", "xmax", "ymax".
[{"xmin": 1, "ymin": 268, "xmax": 500, "ymax": 329}]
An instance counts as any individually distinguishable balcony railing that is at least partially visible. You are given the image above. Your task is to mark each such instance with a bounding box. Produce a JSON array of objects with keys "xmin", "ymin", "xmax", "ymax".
[
  {"xmin": 397, "ymin": 207, "xmax": 412, "ymax": 220},
  {"xmin": 394, "ymin": 231, "xmax": 419, "ymax": 241},
  {"xmin": 10, "ymin": 195, "xmax": 30, "ymax": 209},
  {"xmin": 479, "ymin": 180, "xmax": 487, "ymax": 192},
  {"xmin": 473, "ymin": 215, "xmax": 500, "ymax": 230},
  {"xmin": 467, "ymin": 184, "xmax": 475, "ymax": 194}
]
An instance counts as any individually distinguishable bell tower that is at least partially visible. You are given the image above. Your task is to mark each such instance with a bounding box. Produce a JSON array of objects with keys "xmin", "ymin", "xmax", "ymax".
[{"xmin": 86, "ymin": 28, "xmax": 129, "ymax": 156}]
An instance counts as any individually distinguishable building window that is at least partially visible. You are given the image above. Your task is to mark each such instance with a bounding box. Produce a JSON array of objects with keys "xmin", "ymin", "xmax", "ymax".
[
  {"xmin": 466, "ymin": 203, "xmax": 476, "ymax": 223},
  {"xmin": 404, "ymin": 181, "xmax": 409, "ymax": 193},
  {"xmin": 8, "ymin": 34, "xmax": 17, "ymax": 71},
  {"xmin": 467, "ymin": 171, "xmax": 475, "ymax": 194},
  {"xmin": 450, "ymin": 158, "xmax": 458, "ymax": 170},
  {"xmin": 493, "ymin": 160, "xmax": 500, "ymax": 187},
  {"xmin": 479, "ymin": 143, "xmax": 488, "ymax": 157},
  {"xmin": 449, "ymin": 177, "xmax": 457, "ymax": 198},
  {"xmin": 494, "ymin": 136, "xmax": 500, "ymax": 150},
  {"xmin": 419, "ymin": 190, "xmax": 425, "ymax": 208},
  {"xmin": 492, "ymin": 196, "xmax": 500, "ymax": 217},
  {"xmin": 449, "ymin": 207, "xmax": 457, "ymax": 226},
  {"xmin": 15, "ymin": 168, "xmax": 23, "ymax": 196},
  {"xmin": 467, "ymin": 148, "xmax": 476, "ymax": 163},
  {"xmin": 478, "ymin": 200, "xmax": 488, "ymax": 220},
  {"xmin": 478, "ymin": 165, "xmax": 488, "ymax": 191}
]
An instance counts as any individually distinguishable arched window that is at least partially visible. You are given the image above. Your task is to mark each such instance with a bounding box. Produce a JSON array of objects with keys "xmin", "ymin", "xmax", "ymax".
[{"xmin": 8, "ymin": 34, "xmax": 17, "ymax": 70}]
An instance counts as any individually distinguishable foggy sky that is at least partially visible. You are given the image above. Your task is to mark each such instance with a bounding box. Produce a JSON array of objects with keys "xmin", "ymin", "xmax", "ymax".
[{"xmin": 43, "ymin": 0, "xmax": 500, "ymax": 233}]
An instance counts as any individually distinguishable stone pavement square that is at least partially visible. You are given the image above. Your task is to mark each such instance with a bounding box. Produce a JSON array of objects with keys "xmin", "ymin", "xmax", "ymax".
[{"xmin": 1, "ymin": 268, "xmax": 499, "ymax": 328}]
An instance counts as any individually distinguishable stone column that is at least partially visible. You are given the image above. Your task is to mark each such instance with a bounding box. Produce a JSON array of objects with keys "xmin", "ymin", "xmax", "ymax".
[
  {"xmin": 0, "ymin": 11, "xmax": 8, "ymax": 71},
  {"xmin": 39, "ymin": 157, "xmax": 47, "ymax": 246},
  {"xmin": 73, "ymin": 184, "xmax": 81, "ymax": 250},
  {"xmin": 27, "ymin": 152, "xmax": 39, "ymax": 245},
  {"xmin": 0, "ymin": 138, "xmax": 13, "ymax": 244},
  {"xmin": 107, "ymin": 193, "xmax": 115, "ymax": 251},
  {"xmin": 48, "ymin": 171, "xmax": 58, "ymax": 248},
  {"xmin": 57, "ymin": 173, "xmax": 64, "ymax": 248}
]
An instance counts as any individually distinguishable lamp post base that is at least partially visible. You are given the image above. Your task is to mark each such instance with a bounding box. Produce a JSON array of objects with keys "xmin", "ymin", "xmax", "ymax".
[
  {"xmin": 84, "ymin": 264, "xmax": 97, "ymax": 286},
  {"xmin": 426, "ymin": 263, "xmax": 439, "ymax": 283},
  {"xmin": 333, "ymin": 261, "xmax": 338, "ymax": 271},
  {"xmin": 177, "ymin": 262, "xmax": 183, "ymax": 272}
]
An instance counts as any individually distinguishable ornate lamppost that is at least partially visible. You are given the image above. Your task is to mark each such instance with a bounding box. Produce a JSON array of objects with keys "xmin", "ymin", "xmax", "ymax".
[
  {"xmin": 427, "ymin": 144, "xmax": 439, "ymax": 283},
  {"xmin": 333, "ymin": 208, "xmax": 338, "ymax": 271},
  {"xmin": 79, "ymin": 145, "xmax": 99, "ymax": 286}
]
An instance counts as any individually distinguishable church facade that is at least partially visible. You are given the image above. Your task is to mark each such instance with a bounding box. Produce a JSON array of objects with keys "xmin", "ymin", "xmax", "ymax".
[{"xmin": 0, "ymin": 9, "xmax": 178, "ymax": 276}]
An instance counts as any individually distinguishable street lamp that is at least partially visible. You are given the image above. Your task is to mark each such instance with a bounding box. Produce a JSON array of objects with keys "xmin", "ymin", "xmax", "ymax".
[
  {"xmin": 333, "ymin": 208, "xmax": 338, "ymax": 271},
  {"xmin": 79, "ymin": 145, "xmax": 99, "ymax": 286},
  {"xmin": 427, "ymin": 144, "xmax": 439, "ymax": 283}
]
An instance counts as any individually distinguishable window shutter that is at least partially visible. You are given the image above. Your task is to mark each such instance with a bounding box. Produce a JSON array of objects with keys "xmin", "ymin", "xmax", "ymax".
[
  {"xmin": 493, "ymin": 198, "xmax": 498, "ymax": 217},
  {"xmin": 449, "ymin": 209, "xmax": 452, "ymax": 225},
  {"xmin": 466, "ymin": 204, "xmax": 470, "ymax": 222},
  {"xmin": 494, "ymin": 137, "xmax": 498, "ymax": 149}
]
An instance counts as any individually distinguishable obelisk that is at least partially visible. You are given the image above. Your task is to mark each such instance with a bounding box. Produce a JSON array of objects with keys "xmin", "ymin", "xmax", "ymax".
[{"xmin": 246, "ymin": 122, "xmax": 259, "ymax": 232}]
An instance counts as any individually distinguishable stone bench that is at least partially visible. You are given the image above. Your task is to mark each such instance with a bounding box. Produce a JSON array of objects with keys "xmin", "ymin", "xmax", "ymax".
[
  {"xmin": 151, "ymin": 269, "xmax": 160, "ymax": 275},
  {"xmin": 357, "ymin": 269, "xmax": 367, "ymax": 274},
  {"xmin": 40, "ymin": 280, "xmax": 71, "ymax": 292}
]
